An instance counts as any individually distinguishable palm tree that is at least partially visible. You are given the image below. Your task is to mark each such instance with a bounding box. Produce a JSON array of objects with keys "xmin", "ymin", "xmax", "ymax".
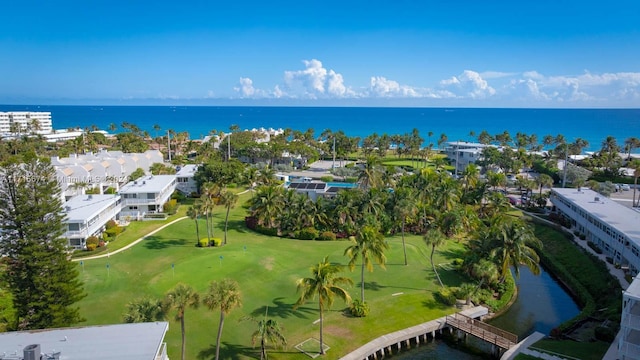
[
  {"xmin": 203, "ymin": 278, "xmax": 242, "ymax": 360},
  {"xmin": 295, "ymin": 257, "xmax": 352, "ymax": 355},
  {"xmin": 423, "ymin": 228, "xmax": 446, "ymax": 288},
  {"xmin": 245, "ymin": 308, "xmax": 287, "ymax": 360},
  {"xmin": 165, "ymin": 283, "xmax": 200, "ymax": 360},
  {"xmin": 488, "ymin": 215, "xmax": 542, "ymax": 280},
  {"xmin": 220, "ymin": 189, "xmax": 239, "ymax": 244},
  {"xmin": 123, "ymin": 297, "xmax": 166, "ymax": 323},
  {"xmin": 393, "ymin": 188, "xmax": 417, "ymax": 265},
  {"xmin": 630, "ymin": 159, "xmax": 640, "ymax": 207},
  {"xmin": 537, "ymin": 173, "xmax": 554, "ymax": 196},
  {"xmin": 344, "ymin": 224, "xmax": 388, "ymax": 302},
  {"xmin": 186, "ymin": 205, "xmax": 201, "ymax": 245},
  {"xmin": 358, "ymin": 156, "xmax": 383, "ymax": 189}
]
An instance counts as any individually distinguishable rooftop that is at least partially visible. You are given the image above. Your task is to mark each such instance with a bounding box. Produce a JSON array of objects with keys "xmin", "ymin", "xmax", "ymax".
[
  {"xmin": 0, "ymin": 322, "xmax": 168, "ymax": 360},
  {"xmin": 64, "ymin": 194, "xmax": 121, "ymax": 222},
  {"xmin": 119, "ymin": 175, "xmax": 175, "ymax": 194},
  {"xmin": 552, "ymin": 187, "xmax": 640, "ymax": 245},
  {"xmin": 176, "ymin": 164, "xmax": 198, "ymax": 177}
]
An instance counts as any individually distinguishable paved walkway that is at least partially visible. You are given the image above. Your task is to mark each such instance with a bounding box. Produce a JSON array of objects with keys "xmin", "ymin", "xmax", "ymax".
[{"xmin": 72, "ymin": 216, "xmax": 188, "ymax": 262}]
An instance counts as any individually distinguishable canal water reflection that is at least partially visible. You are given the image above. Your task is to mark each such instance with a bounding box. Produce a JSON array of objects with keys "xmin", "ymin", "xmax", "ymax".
[{"xmin": 392, "ymin": 266, "xmax": 580, "ymax": 359}]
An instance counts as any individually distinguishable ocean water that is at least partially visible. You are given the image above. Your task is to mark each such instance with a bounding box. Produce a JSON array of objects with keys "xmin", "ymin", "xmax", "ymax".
[{"xmin": 1, "ymin": 105, "xmax": 638, "ymax": 151}]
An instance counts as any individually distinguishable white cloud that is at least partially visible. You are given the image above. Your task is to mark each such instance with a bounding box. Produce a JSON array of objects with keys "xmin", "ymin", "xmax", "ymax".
[
  {"xmin": 439, "ymin": 70, "xmax": 496, "ymax": 99},
  {"xmin": 231, "ymin": 59, "xmax": 640, "ymax": 106},
  {"xmin": 234, "ymin": 77, "xmax": 257, "ymax": 97}
]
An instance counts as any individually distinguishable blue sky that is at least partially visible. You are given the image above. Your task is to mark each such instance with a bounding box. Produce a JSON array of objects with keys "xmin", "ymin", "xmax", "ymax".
[{"xmin": 1, "ymin": 0, "xmax": 639, "ymax": 107}]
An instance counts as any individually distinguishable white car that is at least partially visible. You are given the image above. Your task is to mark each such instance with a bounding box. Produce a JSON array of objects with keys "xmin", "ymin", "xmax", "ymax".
[{"xmin": 621, "ymin": 184, "xmax": 631, "ymax": 191}]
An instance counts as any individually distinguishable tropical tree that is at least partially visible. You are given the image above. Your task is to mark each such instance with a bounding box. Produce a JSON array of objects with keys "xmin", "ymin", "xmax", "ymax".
[
  {"xmin": 393, "ymin": 188, "xmax": 417, "ymax": 265},
  {"xmin": 186, "ymin": 204, "xmax": 201, "ymax": 245},
  {"xmin": 630, "ymin": 159, "xmax": 640, "ymax": 207},
  {"xmin": 123, "ymin": 297, "xmax": 166, "ymax": 323},
  {"xmin": 220, "ymin": 189, "xmax": 239, "ymax": 244},
  {"xmin": 203, "ymin": 278, "xmax": 242, "ymax": 360},
  {"xmin": 294, "ymin": 257, "xmax": 352, "ymax": 355},
  {"xmin": 487, "ymin": 215, "xmax": 542, "ymax": 280},
  {"xmin": 537, "ymin": 173, "xmax": 554, "ymax": 196},
  {"xmin": 423, "ymin": 228, "xmax": 446, "ymax": 288},
  {"xmin": 244, "ymin": 308, "xmax": 287, "ymax": 360},
  {"xmin": 344, "ymin": 224, "xmax": 388, "ymax": 302},
  {"xmin": 165, "ymin": 283, "xmax": 200, "ymax": 360}
]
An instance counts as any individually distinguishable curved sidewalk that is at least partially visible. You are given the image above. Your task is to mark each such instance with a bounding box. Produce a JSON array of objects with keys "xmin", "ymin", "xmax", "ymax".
[{"xmin": 72, "ymin": 216, "xmax": 188, "ymax": 262}]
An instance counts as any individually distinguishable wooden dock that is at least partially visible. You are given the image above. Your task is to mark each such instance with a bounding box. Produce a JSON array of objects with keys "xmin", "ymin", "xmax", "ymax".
[
  {"xmin": 446, "ymin": 312, "xmax": 518, "ymax": 349},
  {"xmin": 339, "ymin": 306, "xmax": 490, "ymax": 360}
]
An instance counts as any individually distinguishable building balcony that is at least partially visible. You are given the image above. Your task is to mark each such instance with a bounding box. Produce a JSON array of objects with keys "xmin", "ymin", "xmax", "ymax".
[
  {"xmin": 619, "ymin": 340, "xmax": 640, "ymax": 359},
  {"xmin": 623, "ymin": 314, "xmax": 640, "ymax": 331},
  {"xmin": 122, "ymin": 198, "xmax": 160, "ymax": 205}
]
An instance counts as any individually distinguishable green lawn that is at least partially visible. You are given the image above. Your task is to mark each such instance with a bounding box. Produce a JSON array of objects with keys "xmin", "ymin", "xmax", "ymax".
[
  {"xmin": 531, "ymin": 339, "xmax": 610, "ymax": 360},
  {"xmin": 77, "ymin": 191, "xmax": 468, "ymax": 360}
]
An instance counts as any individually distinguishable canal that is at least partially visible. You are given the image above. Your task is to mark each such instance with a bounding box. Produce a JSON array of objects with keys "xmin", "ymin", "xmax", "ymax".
[{"xmin": 391, "ymin": 266, "xmax": 581, "ymax": 359}]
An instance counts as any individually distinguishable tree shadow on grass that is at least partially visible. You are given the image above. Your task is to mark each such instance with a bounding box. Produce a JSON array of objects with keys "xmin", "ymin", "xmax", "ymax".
[
  {"xmin": 226, "ymin": 219, "xmax": 249, "ymax": 234},
  {"xmin": 143, "ymin": 236, "xmax": 189, "ymax": 250},
  {"xmin": 250, "ymin": 297, "xmax": 314, "ymax": 319},
  {"xmin": 197, "ymin": 342, "xmax": 254, "ymax": 360},
  {"xmin": 364, "ymin": 281, "xmax": 386, "ymax": 292},
  {"xmin": 438, "ymin": 248, "xmax": 466, "ymax": 261},
  {"xmin": 422, "ymin": 298, "xmax": 452, "ymax": 311}
]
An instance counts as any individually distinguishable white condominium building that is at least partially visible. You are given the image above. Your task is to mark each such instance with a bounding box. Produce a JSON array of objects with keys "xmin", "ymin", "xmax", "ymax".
[
  {"xmin": 0, "ymin": 111, "xmax": 53, "ymax": 134},
  {"xmin": 63, "ymin": 194, "xmax": 122, "ymax": 249},
  {"xmin": 443, "ymin": 141, "xmax": 491, "ymax": 173},
  {"xmin": 549, "ymin": 187, "xmax": 640, "ymax": 274},
  {"xmin": 118, "ymin": 175, "xmax": 177, "ymax": 220}
]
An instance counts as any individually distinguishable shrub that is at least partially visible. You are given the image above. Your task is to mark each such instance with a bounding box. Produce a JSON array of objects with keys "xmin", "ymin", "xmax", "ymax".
[
  {"xmin": 163, "ymin": 199, "xmax": 179, "ymax": 215},
  {"xmin": 579, "ymin": 234, "xmax": 586, "ymax": 240},
  {"xmin": 210, "ymin": 238, "xmax": 223, "ymax": 247},
  {"xmin": 587, "ymin": 241, "xmax": 603, "ymax": 254},
  {"xmin": 345, "ymin": 177, "xmax": 358, "ymax": 183},
  {"xmin": 105, "ymin": 226, "xmax": 123, "ymax": 238},
  {"xmin": 606, "ymin": 257, "xmax": 613, "ymax": 264},
  {"xmin": 317, "ymin": 231, "xmax": 337, "ymax": 241},
  {"xmin": 256, "ymin": 226, "xmax": 278, "ymax": 237},
  {"xmin": 594, "ymin": 325, "xmax": 616, "ymax": 342},
  {"xmin": 197, "ymin": 238, "xmax": 209, "ymax": 247},
  {"xmin": 433, "ymin": 287, "xmax": 457, "ymax": 306},
  {"xmin": 349, "ymin": 299, "xmax": 370, "ymax": 317},
  {"xmin": 451, "ymin": 258, "xmax": 464, "ymax": 267},
  {"xmin": 320, "ymin": 175, "xmax": 333, "ymax": 183},
  {"xmin": 171, "ymin": 190, "xmax": 186, "ymax": 202},
  {"xmin": 295, "ymin": 227, "xmax": 318, "ymax": 240},
  {"xmin": 105, "ymin": 219, "xmax": 117, "ymax": 230},
  {"xmin": 86, "ymin": 236, "xmax": 100, "ymax": 248},
  {"xmin": 86, "ymin": 243, "xmax": 97, "ymax": 251}
]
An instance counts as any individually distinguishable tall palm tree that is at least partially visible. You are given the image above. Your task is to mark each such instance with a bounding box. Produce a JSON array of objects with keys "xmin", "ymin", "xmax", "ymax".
[
  {"xmin": 344, "ymin": 224, "xmax": 388, "ymax": 302},
  {"xmin": 537, "ymin": 173, "xmax": 554, "ymax": 196},
  {"xmin": 219, "ymin": 189, "xmax": 239, "ymax": 245},
  {"xmin": 250, "ymin": 185, "xmax": 285, "ymax": 229},
  {"xmin": 423, "ymin": 228, "xmax": 446, "ymax": 288},
  {"xmin": 295, "ymin": 257, "xmax": 352, "ymax": 355},
  {"xmin": 123, "ymin": 297, "xmax": 166, "ymax": 323},
  {"xmin": 203, "ymin": 278, "xmax": 242, "ymax": 360},
  {"xmin": 245, "ymin": 308, "xmax": 287, "ymax": 360},
  {"xmin": 186, "ymin": 205, "xmax": 201, "ymax": 245},
  {"xmin": 393, "ymin": 188, "xmax": 417, "ymax": 265},
  {"xmin": 165, "ymin": 283, "xmax": 200, "ymax": 360},
  {"xmin": 629, "ymin": 159, "xmax": 640, "ymax": 207},
  {"xmin": 358, "ymin": 156, "xmax": 383, "ymax": 189},
  {"xmin": 488, "ymin": 215, "xmax": 542, "ymax": 280}
]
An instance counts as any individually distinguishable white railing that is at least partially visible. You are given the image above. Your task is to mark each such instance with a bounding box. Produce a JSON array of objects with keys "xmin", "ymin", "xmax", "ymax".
[
  {"xmin": 155, "ymin": 342, "xmax": 168, "ymax": 360},
  {"xmin": 623, "ymin": 313, "xmax": 640, "ymax": 330},
  {"xmin": 122, "ymin": 197, "xmax": 158, "ymax": 205},
  {"xmin": 619, "ymin": 340, "xmax": 640, "ymax": 358}
]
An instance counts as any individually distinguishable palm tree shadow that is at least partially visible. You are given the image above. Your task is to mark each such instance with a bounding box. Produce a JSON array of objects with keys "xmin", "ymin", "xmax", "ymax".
[
  {"xmin": 363, "ymin": 281, "xmax": 385, "ymax": 292},
  {"xmin": 143, "ymin": 236, "xmax": 189, "ymax": 250},
  {"xmin": 438, "ymin": 248, "xmax": 466, "ymax": 261},
  {"xmin": 422, "ymin": 298, "xmax": 451, "ymax": 310},
  {"xmin": 250, "ymin": 297, "xmax": 314, "ymax": 319},
  {"xmin": 197, "ymin": 342, "xmax": 254, "ymax": 360}
]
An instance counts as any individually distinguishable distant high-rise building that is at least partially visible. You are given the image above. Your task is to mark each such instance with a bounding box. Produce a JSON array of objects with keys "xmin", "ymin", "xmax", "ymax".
[{"xmin": 0, "ymin": 111, "xmax": 53, "ymax": 135}]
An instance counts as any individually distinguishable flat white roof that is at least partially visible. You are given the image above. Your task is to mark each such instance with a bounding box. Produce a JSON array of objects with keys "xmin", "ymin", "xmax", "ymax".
[
  {"xmin": 64, "ymin": 194, "xmax": 121, "ymax": 223},
  {"xmin": 625, "ymin": 277, "xmax": 640, "ymax": 301},
  {"xmin": 119, "ymin": 175, "xmax": 175, "ymax": 194},
  {"xmin": 445, "ymin": 141, "xmax": 490, "ymax": 148},
  {"xmin": 175, "ymin": 164, "xmax": 198, "ymax": 177},
  {"xmin": 0, "ymin": 322, "xmax": 168, "ymax": 360},
  {"xmin": 552, "ymin": 187, "xmax": 640, "ymax": 244}
]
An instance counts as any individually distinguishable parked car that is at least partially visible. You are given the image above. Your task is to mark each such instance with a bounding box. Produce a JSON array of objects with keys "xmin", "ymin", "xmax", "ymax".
[{"xmin": 621, "ymin": 184, "xmax": 631, "ymax": 191}]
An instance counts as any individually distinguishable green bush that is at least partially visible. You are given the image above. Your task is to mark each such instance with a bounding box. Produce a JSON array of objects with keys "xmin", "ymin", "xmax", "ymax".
[
  {"xmin": 171, "ymin": 190, "xmax": 186, "ymax": 202},
  {"xmin": 317, "ymin": 231, "xmax": 337, "ymax": 241},
  {"xmin": 320, "ymin": 176, "xmax": 333, "ymax": 183},
  {"xmin": 197, "ymin": 238, "xmax": 209, "ymax": 247},
  {"xmin": 256, "ymin": 226, "xmax": 278, "ymax": 237},
  {"xmin": 86, "ymin": 236, "xmax": 100, "ymax": 248},
  {"xmin": 105, "ymin": 219, "xmax": 117, "ymax": 229},
  {"xmin": 594, "ymin": 325, "xmax": 617, "ymax": 342},
  {"xmin": 163, "ymin": 199, "xmax": 179, "ymax": 215},
  {"xmin": 295, "ymin": 227, "xmax": 318, "ymax": 240},
  {"xmin": 349, "ymin": 299, "xmax": 370, "ymax": 317},
  {"xmin": 345, "ymin": 177, "xmax": 358, "ymax": 183},
  {"xmin": 434, "ymin": 287, "xmax": 457, "ymax": 306},
  {"xmin": 210, "ymin": 238, "xmax": 223, "ymax": 247},
  {"xmin": 105, "ymin": 226, "xmax": 123, "ymax": 238},
  {"xmin": 86, "ymin": 243, "xmax": 97, "ymax": 251}
]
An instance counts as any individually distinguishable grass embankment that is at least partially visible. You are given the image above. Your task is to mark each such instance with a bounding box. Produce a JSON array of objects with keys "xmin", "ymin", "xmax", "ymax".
[
  {"xmin": 524, "ymin": 216, "xmax": 620, "ymax": 360},
  {"xmin": 76, "ymin": 191, "xmax": 472, "ymax": 360}
]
